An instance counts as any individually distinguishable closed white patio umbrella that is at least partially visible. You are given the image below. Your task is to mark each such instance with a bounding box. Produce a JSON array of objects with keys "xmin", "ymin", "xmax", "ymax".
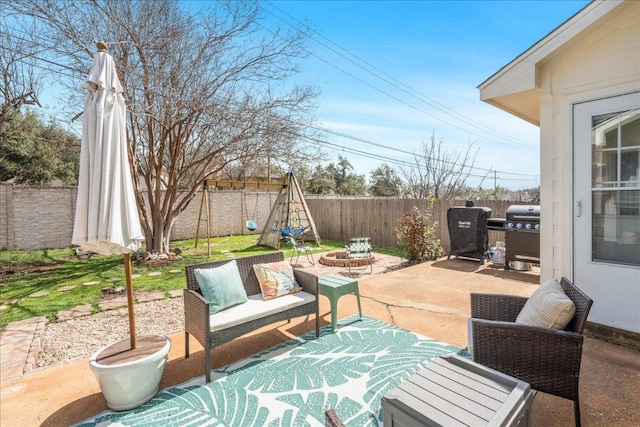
[
  {"xmin": 72, "ymin": 40, "xmax": 144, "ymax": 349},
  {"xmin": 72, "ymin": 42, "xmax": 170, "ymax": 411}
]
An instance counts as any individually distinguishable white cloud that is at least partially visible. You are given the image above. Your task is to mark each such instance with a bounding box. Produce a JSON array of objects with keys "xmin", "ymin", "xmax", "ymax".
[{"xmin": 311, "ymin": 89, "xmax": 540, "ymax": 190}]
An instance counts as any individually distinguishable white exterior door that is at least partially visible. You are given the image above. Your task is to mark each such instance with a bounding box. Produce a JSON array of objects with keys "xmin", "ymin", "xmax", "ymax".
[{"xmin": 573, "ymin": 92, "xmax": 640, "ymax": 333}]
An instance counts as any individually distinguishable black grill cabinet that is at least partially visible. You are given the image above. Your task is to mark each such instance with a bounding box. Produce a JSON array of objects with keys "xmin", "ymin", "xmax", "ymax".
[
  {"xmin": 447, "ymin": 206, "xmax": 492, "ymax": 264},
  {"xmin": 504, "ymin": 205, "xmax": 540, "ymax": 269}
]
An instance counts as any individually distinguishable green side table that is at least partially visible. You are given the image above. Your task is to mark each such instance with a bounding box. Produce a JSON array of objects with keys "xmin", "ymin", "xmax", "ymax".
[{"xmin": 318, "ymin": 274, "xmax": 363, "ymax": 332}]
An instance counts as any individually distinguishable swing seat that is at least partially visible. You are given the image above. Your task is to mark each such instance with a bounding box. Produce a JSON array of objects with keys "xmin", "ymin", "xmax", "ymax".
[{"xmin": 245, "ymin": 192, "xmax": 260, "ymax": 232}]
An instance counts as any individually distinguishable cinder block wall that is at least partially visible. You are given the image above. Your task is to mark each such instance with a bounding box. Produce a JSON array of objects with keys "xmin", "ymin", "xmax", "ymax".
[
  {"xmin": 171, "ymin": 191, "xmax": 278, "ymax": 240},
  {"xmin": 0, "ymin": 185, "xmax": 77, "ymax": 250},
  {"xmin": 0, "ymin": 183, "xmax": 522, "ymax": 252},
  {"xmin": 0, "ymin": 184, "xmax": 9, "ymax": 249},
  {"xmin": 0, "ymin": 184, "xmax": 280, "ymax": 250}
]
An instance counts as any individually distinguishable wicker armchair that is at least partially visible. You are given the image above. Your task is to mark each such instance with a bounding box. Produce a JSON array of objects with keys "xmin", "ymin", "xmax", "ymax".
[{"xmin": 470, "ymin": 277, "xmax": 593, "ymax": 427}]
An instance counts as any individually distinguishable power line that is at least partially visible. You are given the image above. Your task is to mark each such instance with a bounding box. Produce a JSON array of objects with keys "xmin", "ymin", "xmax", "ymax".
[
  {"xmin": 252, "ymin": 19, "xmax": 539, "ymax": 177},
  {"xmin": 254, "ymin": 5, "xmax": 540, "ymax": 185},
  {"xmin": 259, "ymin": 2, "xmax": 529, "ymax": 148},
  {"xmin": 304, "ymin": 134, "xmax": 537, "ymax": 182},
  {"xmin": 204, "ymin": 96, "xmax": 536, "ymax": 180},
  {"xmin": 2, "ymin": 31, "xmax": 85, "ymax": 76},
  {"xmin": 308, "ymin": 123, "xmax": 538, "ymax": 177},
  {"xmin": 271, "ymin": 112, "xmax": 538, "ymax": 179},
  {"xmin": 3, "ymin": 16, "xmax": 539, "ymax": 185},
  {"xmin": 262, "ymin": 0, "xmax": 520, "ymax": 143}
]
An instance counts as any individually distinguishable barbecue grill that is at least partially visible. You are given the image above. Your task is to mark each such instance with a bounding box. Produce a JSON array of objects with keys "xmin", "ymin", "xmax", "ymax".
[
  {"xmin": 504, "ymin": 205, "xmax": 540, "ymax": 269},
  {"xmin": 487, "ymin": 217, "xmax": 506, "ymax": 231}
]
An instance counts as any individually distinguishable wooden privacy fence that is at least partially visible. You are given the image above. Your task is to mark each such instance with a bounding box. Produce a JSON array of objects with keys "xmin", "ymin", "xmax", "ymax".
[
  {"xmin": 305, "ymin": 197, "xmax": 517, "ymax": 253},
  {"xmin": 0, "ymin": 183, "xmax": 524, "ymax": 252}
]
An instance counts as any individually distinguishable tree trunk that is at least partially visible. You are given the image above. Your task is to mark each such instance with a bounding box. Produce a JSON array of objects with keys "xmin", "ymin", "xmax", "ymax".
[{"xmin": 146, "ymin": 220, "xmax": 173, "ymax": 254}]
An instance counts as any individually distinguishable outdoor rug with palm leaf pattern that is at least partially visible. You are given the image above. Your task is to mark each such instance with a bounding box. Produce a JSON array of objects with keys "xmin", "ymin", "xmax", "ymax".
[{"xmin": 76, "ymin": 315, "xmax": 468, "ymax": 427}]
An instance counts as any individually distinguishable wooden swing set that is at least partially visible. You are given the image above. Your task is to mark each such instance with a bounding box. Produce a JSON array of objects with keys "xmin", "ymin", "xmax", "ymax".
[{"xmin": 194, "ymin": 179, "xmax": 285, "ymax": 257}]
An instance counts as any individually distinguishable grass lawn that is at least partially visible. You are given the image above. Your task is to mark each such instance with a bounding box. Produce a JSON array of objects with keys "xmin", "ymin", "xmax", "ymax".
[{"xmin": 0, "ymin": 235, "xmax": 406, "ymax": 328}]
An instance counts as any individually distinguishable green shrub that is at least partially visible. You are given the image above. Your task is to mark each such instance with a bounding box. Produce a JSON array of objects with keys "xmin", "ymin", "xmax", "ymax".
[{"xmin": 395, "ymin": 201, "xmax": 443, "ymax": 263}]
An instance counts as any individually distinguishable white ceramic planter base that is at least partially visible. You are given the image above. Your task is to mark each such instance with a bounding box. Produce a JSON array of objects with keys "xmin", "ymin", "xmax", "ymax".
[{"xmin": 90, "ymin": 334, "xmax": 171, "ymax": 411}]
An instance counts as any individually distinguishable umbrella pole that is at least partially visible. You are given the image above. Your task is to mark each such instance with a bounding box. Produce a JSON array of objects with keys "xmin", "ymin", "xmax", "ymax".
[{"xmin": 124, "ymin": 252, "xmax": 137, "ymax": 349}]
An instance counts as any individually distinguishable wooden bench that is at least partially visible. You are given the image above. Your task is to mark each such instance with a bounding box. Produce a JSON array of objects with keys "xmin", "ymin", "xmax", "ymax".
[{"xmin": 184, "ymin": 252, "xmax": 319, "ymax": 382}]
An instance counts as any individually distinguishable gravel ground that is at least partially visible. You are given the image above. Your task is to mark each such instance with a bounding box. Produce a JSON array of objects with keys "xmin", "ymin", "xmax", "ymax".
[
  {"xmin": 35, "ymin": 255, "xmax": 409, "ymax": 369},
  {"xmin": 36, "ymin": 298, "xmax": 184, "ymax": 368}
]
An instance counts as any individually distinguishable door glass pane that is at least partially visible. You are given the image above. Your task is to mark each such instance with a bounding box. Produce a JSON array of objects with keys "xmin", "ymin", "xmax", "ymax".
[
  {"xmin": 591, "ymin": 190, "xmax": 640, "ymax": 266},
  {"xmin": 591, "ymin": 109, "xmax": 640, "ymax": 266},
  {"xmin": 621, "ymin": 148, "xmax": 640, "ymax": 186},
  {"xmin": 592, "ymin": 150, "xmax": 617, "ymax": 187},
  {"xmin": 592, "ymin": 112, "xmax": 621, "ymax": 149},
  {"xmin": 620, "ymin": 113, "xmax": 640, "ymax": 148}
]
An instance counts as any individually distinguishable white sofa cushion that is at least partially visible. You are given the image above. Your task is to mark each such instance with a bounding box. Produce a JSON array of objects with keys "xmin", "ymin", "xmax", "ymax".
[{"xmin": 210, "ymin": 291, "xmax": 315, "ymax": 332}]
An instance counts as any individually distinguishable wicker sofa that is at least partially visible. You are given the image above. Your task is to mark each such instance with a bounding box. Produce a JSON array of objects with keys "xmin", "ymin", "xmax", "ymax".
[{"xmin": 184, "ymin": 252, "xmax": 320, "ymax": 382}]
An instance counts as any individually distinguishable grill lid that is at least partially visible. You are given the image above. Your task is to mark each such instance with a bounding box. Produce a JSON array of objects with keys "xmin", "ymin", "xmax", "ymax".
[{"xmin": 506, "ymin": 205, "xmax": 540, "ymax": 220}]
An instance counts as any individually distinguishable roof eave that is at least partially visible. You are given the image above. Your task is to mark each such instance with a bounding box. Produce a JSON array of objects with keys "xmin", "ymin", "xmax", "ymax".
[{"xmin": 478, "ymin": 0, "xmax": 624, "ymax": 121}]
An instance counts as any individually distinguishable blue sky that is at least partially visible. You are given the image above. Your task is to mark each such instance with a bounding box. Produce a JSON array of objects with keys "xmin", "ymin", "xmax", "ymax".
[{"xmin": 260, "ymin": 0, "xmax": 590, "ymax": 190}]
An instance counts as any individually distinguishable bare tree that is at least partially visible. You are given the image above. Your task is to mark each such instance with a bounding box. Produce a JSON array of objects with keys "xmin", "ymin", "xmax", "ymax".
[
  {"xmin": 9, "ymin": 0, "xmax": 320, "ymax": 253},
  {"xmin": 400, "ymin": 132, "xmax": 485, "ymax": 200},
  {"xmin": 219, "ymin": 116, "xmax": 324, "ymax": 183},
  {"xmin": 0, "ymin": 15, "xmax": 44, "ymax": 135}
]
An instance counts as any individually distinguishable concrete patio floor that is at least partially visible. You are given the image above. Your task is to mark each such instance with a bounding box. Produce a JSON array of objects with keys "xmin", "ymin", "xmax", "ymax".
[{"xmin": 1, "ymin": 255, "xmax": 639, "ymax": 426}]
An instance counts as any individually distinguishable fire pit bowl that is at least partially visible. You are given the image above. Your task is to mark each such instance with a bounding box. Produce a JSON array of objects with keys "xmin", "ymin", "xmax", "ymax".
[{"xmin": 319, "ymin": 251, "xmax": 375, "ymax": 268}]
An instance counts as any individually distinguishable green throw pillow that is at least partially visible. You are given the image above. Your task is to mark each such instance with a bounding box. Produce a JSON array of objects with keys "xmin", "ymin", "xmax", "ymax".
[{"xmin": 194, "ymin": 260, "xmax": 248, "ymax": 314}]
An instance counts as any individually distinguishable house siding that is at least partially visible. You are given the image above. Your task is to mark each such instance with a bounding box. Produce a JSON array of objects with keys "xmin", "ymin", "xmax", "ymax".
[{"xmin": 536, "ymin": 1, "xmax": 640, "ymax": 329}]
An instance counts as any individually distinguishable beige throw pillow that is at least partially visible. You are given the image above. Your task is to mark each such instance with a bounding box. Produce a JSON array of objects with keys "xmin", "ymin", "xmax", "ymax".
[{"xmin": 516, "ymin": 279, "xmax": 576, "ymax": 329}]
